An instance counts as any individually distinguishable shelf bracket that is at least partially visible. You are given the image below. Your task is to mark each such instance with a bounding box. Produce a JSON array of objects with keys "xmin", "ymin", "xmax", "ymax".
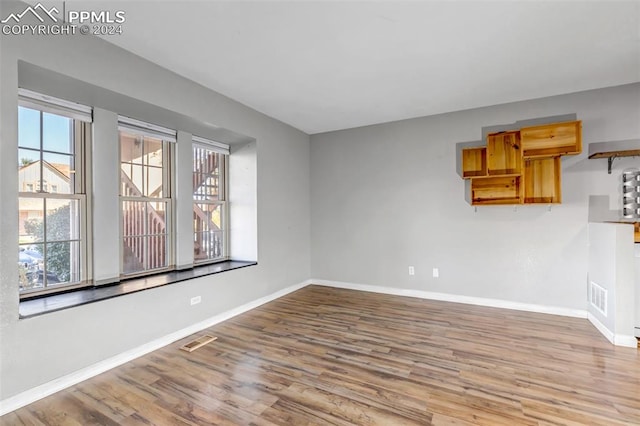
[{"xmin": 607, "ymin": 155, "xmax": 617, "ymax": 174}]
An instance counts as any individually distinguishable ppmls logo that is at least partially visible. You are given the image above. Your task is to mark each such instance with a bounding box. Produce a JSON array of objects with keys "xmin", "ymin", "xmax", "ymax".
[
  {"xmin": 2, "ymin": 2, "xmax": 125, "ymax": 36},
  {"xmin": 2, "ymin": 3, "xmax": 59, "ymax": 23}
]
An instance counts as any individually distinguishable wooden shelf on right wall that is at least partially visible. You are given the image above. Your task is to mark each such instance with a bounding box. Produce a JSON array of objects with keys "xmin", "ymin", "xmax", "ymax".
[{"xmin": 588, "ymin": 139, "xmax": 640, "ymax": 174}]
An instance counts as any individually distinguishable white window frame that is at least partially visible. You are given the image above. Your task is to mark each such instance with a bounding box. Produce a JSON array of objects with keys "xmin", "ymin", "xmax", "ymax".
[
  {"xmin": 118, "ymin": 117, "xmax": 176, "ymax": 277},
  {"xmin": 17, "ymin": 92, "xmax": 92, "ymax": 297},
  {"xmin": 192, "ymin": 137, "xmax": 229, "ymax": 264}
]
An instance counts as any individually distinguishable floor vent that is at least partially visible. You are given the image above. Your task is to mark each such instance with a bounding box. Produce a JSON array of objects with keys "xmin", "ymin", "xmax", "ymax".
[
  {"xmin": 589, "ymin": 281, "xmax": 607, "ymax": 316},
  {"xmin": 180, "ymin": 334, "xmax": 217, "ymax": 353}
]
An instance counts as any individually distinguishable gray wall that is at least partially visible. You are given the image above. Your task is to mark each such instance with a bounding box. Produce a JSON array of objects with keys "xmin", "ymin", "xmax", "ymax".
[
  {"xmin": 0, "ymin": 2, "xmax": 310, "ymax": 399},
  {"xmin": 588, "ymin": 223, "xmax": 622, "ymax": 333},
  {"xmin": 310, "ymin": 84, "xmax": 640, "ymax": 310}
]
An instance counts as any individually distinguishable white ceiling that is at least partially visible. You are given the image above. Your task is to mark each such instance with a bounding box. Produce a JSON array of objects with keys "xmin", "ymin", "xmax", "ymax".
[{"xmin": 89, "ymin": 1, "xmax": 639, "ymax": 134}]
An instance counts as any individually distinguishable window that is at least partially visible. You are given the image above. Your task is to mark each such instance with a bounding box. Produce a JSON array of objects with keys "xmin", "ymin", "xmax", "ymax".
[
  {"xmin": 119, "ymin": 117, "xmax": 174, "ymax": 276},
  {"xmin": 193, "ymin": 138, "xmax": 229, "ymax": 263},
  {"xmin": 17, "ymin": 92, "xmax": 92, "ymax": 296}
]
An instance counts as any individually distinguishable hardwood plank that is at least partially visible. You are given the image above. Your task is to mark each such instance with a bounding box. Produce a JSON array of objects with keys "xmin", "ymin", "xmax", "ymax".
[
  {"xmin": 431, "ymin": 412, "xmax": 479, "ymax": 426},
  {"xmin": 0, "ymin": 409, "xmax": 46, "ymax": 426},
  {"xmin": 276, "ymin": 382, "xmax": 432, "ymax": 425},
  {"xmin": 3, "ymin": 285, "xmax": 640, "ymax": 425}
]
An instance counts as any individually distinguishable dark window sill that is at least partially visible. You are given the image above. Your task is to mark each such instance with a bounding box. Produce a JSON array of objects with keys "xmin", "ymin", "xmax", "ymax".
[{"xmin": 19, "ymin": 260, "xmax": 257, "ymax": 319}]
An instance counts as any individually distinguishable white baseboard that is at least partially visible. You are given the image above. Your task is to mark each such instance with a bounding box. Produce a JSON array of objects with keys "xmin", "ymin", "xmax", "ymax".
[
  {"xmin": 614, "ymin": 335, "xmax": 638, "ymax": 348},
  {"xmin": 587, "ymin": 312, "xmax": 615, "ymax": 344},
  {"xmin": 0, "ymin": 279, "xmax": 312, "ymax": 416},
  {"xmin": 312, "ymin": 279, "xmax": 588, "ymax": 318},
  {"xmin": 586, "ymin": 312, "xmax": 638, "ymax": 348}
]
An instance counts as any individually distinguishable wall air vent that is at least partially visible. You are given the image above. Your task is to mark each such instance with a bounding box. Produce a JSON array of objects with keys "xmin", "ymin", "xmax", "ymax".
[{"xmin": 589, "ymin": 281, "xmax": 607, "ymax": 316}]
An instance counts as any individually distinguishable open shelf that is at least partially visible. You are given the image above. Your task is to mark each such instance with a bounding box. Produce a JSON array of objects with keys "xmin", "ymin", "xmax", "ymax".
[
  {"xmin": 487, "ymin": 131, "xmax": 522, "ymax": 175},
  {"xmin": 521, "ymin": 121, "xmax": 582, "ymax": 158},
  {"xmin": 524, "ymin": 157, "xmax": 561, "ymax": 203},
  {"xmin": 471, "ymin": 175, "xmax": 522, "ymax": 205},
  {"xmin": 461, "ymin": 147, "xmax": 487, "ymax": 178},
  {"xmin": 460, "ymin": 119, "xmax": 581, "ymax": 206},
  {"xmin": 588, "ymin": 139, "xmax": 640, "ymax": 173},
  {"xmin": 589, "ymin": 149, "xmax": 640, "ymax": 159}
]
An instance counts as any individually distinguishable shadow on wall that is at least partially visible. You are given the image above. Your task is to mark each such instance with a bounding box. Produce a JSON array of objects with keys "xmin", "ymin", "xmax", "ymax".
[{"xmin": 589, "ymin": 195, "xmax": 621, "ymax": 223}]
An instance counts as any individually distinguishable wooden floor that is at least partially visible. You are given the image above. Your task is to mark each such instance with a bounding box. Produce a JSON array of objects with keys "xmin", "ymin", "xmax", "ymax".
[{"xmin": 3, "ymin": 285, "xmax": 640, "ymax": 425}]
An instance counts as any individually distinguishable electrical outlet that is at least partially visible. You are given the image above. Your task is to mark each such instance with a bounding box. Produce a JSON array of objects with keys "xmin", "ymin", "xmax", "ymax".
[
  {"xmin": 433, "ymin": 268, "xmax": 439, "ymax": 278},
  {"xmin": 408, "ymin": 266, "xmax": 415, "ymax": 276},
  {"xmin": 190, "ymin": 296, "xmax": 202, "ymax": 306}
]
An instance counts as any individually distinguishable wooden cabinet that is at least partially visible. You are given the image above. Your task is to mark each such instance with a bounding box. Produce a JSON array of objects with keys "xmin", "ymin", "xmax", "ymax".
[
  {"xmin": 523, "ymin": 157, "xmax": 561, "ymax": 204},
  {"xmin": 461, "ymin": 120, "xmax": 581, "ymax": 205},
  {"xmin": 471, "ymin": 175, "xmax": 522, "ymax": 205},
  {"xmin": 487, "ymin": 132, "xmax": 521, "ymax": 175},
  {"xmin": 461, "ymin": 147, "xmax": 486, "ymax": 178},
  {"xmin": 521, "ymin": 121, "xmax": 582, "ymax": 158}
]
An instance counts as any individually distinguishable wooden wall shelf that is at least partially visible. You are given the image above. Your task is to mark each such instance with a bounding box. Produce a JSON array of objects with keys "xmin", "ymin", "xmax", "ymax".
[
  {"xmin": 524, "ymin": 157, "xmax": 561, "ymax": 204},
  {"xmin": 487, "ymin": 131, "xmax": 521, "ymax": 175},
  {"xmin": 521, "ymin": 121, "xmax": 582, "ymax": 158},
  {"xmin": 471, "ymin": 175, "xmax": 522, "ymax": 205},
  {"xmin": 461, "ymin": 120, "xmax": 582, "ymax": 205},
  {"xmin": 588, "ymin": 139, "xmax": 640, "ymax": 174},
  {"xmin": 461, "ymin": 147, "xmax": 486, "ymax": 178}
]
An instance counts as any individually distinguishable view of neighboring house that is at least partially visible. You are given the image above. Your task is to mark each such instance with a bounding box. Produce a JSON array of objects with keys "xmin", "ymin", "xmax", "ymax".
[{"xmin": 18, "ymin": 160, "xmax": 70, "ymax": 237}]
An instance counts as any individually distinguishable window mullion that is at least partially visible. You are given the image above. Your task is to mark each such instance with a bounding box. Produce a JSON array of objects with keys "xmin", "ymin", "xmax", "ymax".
[
  {"xmin": 219, "ymin": 153, "xmax": 226, "ymax": 202},
  {"xmin": 143, "ymin": 202, "xmax": 148, "ymax": 271},
  {"xmin": 42, "ymin": 197, "xmax": 48, "ymax": 288},
  {"xmin": 142, "ymin": 137, "xmax": 147, "ymax": 197},
  {"xmin": 39, "ymin": 111, "xmax": 44, "ymax": 193}
]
